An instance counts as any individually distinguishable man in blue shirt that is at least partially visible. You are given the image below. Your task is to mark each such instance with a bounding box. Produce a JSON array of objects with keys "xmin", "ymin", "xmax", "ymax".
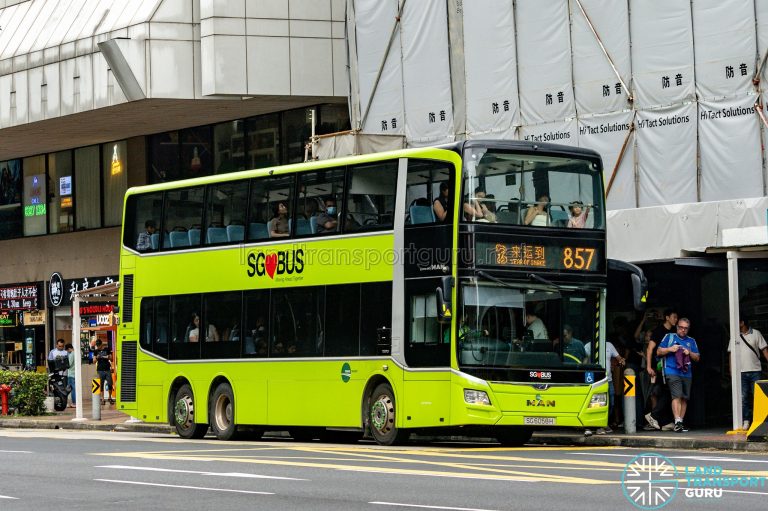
[{"xmin": 657, "ymin": 318, "xmax": 700, "ymax": 432}]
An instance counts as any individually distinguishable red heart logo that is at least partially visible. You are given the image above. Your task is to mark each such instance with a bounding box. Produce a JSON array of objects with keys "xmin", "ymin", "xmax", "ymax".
[{"xmin": 265, "ymin": 253, "xmax": 277, "ymax": 279}]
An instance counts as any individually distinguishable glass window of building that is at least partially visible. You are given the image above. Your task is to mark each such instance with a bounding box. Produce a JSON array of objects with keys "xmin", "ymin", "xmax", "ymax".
[
  {"xmin": 180, "ymin": 127, "xmax": 212, "ymax": 178},
  {"xmin": 282, "ymin": 108, "xmax": 311, "ymax": 164},
  {"xmin": 346, "ymin": 160, "xmax": 398, "ymax": 232},
  {"xmin": 48, "ymin": 151, "xmax": 74, "ymax": 233},
  {"xmin": 149, "ymin": 131, "xmax": 179, "ymax": 183},
  {"xmin": 0, "ymin": 159, "xmax": 22, "ymax": 240},
  {"xmin": 248, "ymin": 175, "xmax": 294, "ymax": 240},
  {"xmin": 318, "ymin": 104, "xmax": 351, "ymax": 135},
  {"xmin": 75, "ymin": 146, "xmax": 101, "ymax": 229},
  {"xmin": 163, "ymin": 187, "xmax": 205, "ymax": 249},
  {"xmin": 22, "ymin": 155, "xmax": 47, "ymax": 236},
  {"xmin": 206, "ymin": 180, "xmax": 248, "ymax": 244},
  {"xmin": 213, "ymin": 120, "xmax": 245, "ymax": 174},
  {"xmin": 102, "ymin": 141, "xmax": 128, "ymax": 227},
  {"xmin": 245, "ymin": 113, "xmax": 281, "ymax": 169}
]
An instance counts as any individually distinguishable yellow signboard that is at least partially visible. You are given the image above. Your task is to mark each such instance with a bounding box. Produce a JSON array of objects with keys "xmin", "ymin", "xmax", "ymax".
[
  {"xmin": 91, "ymin": 379, "xmax": 102, "ymax": 395},
  {"xmin": 623, "ymin": 375, "xmax": 635, "ymax": 396}
]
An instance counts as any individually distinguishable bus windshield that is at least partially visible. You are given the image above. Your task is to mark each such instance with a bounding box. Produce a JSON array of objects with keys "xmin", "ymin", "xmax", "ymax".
[
  {"xmin": 457, "ymin": 281, "xmax": 601, "ymax": 369},
  {"xmin": 461, "ymin": 147, "xmax": 605, "ymax": 229}
]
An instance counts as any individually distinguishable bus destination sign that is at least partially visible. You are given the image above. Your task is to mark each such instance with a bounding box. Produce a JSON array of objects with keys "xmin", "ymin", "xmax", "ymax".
[{"xmin": 476, "ymin": 237, "xmax": 604, "ymax": 273}]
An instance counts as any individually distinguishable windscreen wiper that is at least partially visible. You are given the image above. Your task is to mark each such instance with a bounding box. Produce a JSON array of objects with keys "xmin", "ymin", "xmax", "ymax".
[{"xmin": 527, "ymin": 273, "xmax": 562, "ymax": 290}]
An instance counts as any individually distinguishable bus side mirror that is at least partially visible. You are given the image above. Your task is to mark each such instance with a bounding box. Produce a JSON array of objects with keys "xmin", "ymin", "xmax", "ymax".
[
  {"xmin": 436, "ymin": 276, "xmax": 453, "ymax": 324},
  {"xmin": 631, "ymin": 273, "xmax": 648, "ymax": 312}
]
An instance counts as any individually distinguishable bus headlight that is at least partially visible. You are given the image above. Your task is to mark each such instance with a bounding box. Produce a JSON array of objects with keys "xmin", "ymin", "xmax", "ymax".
[
  {"xmin": 464, "ymin": 389, "xmax": 491, "ymax": 406},
  {"xmin": 589, "ymin": 393, "xmax": 608, "ymax": 408}
]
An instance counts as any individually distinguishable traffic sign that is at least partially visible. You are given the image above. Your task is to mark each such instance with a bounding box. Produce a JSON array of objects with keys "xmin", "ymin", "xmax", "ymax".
[
  {"xmin": 623, "ymin": 374, "xmax": 635, "ymax": 396},
  {"xmin": 91, "ymin": 379, "xmax": 101, "ymax": 395}
]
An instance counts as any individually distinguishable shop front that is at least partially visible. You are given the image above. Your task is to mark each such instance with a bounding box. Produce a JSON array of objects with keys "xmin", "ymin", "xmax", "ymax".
[{"xmin": 0, "ymin": 282, "xmax": 44, "ymax": 369}]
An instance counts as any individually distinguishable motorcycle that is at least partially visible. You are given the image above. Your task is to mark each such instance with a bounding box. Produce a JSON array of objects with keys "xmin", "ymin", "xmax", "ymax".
[{"xmin": 47, "ymin": 357, "xmax": 71, "ymax": 412}]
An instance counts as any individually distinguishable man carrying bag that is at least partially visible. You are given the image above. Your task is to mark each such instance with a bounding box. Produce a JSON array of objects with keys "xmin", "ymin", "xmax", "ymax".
[{"xmin": 728, "ymin": 318, "xmax": 768, "ymax": 431}]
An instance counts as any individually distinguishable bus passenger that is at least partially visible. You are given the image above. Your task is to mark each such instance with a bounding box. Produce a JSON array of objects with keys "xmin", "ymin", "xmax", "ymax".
[
  {"xmin": 187, "ymin": 313, "xmax": 200, "ymax": 342},
  {"xmin": 270, "ymin": 202, "xmax": 290, "ymax": 237},
  {"xmin": 433, "ymin": 182, "xmax": 451, "ymax": 222},
  {"xmin": 463, "ymin": 187, "xmax": 491, "ymax": 222},
  {"xmin": 315, "ymin": 197, "xmax": 338, "ymax": 233},
  {"xmin": 567, "ymin": 200, "xmax": 590, "ymax": 228},
  {"xmin": 525, "ymin": 311, "xmax": 548, "ymax": 340},
  {"xmin": 136, "ymin": 219, "xmax": 156, "ymax": 251},
  {"xmin": 524, "ymin": 194, "xmax": 550, "ymax": 226}
]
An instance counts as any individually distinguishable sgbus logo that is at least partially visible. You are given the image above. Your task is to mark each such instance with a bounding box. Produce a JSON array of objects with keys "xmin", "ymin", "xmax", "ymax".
[{"xmin": 247, "ymin": 249, "xmax": 305, "ymax": 279}]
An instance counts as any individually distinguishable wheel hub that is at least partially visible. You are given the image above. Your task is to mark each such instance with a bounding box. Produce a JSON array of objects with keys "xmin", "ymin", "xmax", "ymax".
[
  {"xmin": 175, "ymin": 396, "xmax": 193, "ymax": 427},
  {"xmin": 371, "ymin": 396, "xmax": 392, "ymax": 432}
]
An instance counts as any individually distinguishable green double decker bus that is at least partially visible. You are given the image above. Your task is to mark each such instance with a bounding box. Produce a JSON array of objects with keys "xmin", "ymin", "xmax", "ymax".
[{"xmin": 117, "ymin": 140, "xmax": 643, "ymax": 445}]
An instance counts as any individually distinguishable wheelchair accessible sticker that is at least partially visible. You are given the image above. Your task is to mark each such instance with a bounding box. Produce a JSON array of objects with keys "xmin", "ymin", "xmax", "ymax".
[{"xmin": 584, "ymin": 372, "xmax": 594, "ymax": 384}]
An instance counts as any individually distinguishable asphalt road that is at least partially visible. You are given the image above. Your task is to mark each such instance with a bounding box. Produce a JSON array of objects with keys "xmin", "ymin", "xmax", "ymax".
[{"xmin": 1, "ymin": 429, "xmax": 767, "ymax": 511}]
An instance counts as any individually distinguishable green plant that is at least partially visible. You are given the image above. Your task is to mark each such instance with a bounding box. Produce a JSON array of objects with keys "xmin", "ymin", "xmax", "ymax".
[{"xmin": 0, "ymin": 370, "xmax": 48, "ymax": 416}]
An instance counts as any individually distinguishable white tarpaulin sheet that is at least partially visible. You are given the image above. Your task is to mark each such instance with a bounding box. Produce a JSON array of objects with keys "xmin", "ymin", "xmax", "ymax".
[
  {"xmin": 570, "ymin": 0, "xmax": 631, "ymax": 115},
  {"xmin": 699, "ymin": 96, "xmax": 763, "ymax": 201},
  {"xmin": 401, "ymin": 0, "xmax": 454, "ymax": 144},
  {"xmin": 578, "ymin": 111, "xmax": 635, "ymax": 210},
  {"xmin": 463, "ymin": 0, "xmax": 518, "ymax": 138},
  {"xmin": 692, "ymin": 0, "xmax": 756, "ymax": 100},
  {"xmin": 519, "ymin": 118, "xmax": 578, "ymax": 147},
  {"xmin": 354, "ymin": 0, "xmax": 405, "ymax": 135},
  {"xmin": 636, "ymin": 103, "xmax": 697, "ymax": 207},
  {"xmin": 758, "ymin": 1, "xmax": 768, "ymax": 84},
  {"xmin": 630, "ymin": 0, "xmax": 695, "ymax": 108},
  {"xmin": 516, "ymin": 0, "xmax": 574, "ymax": 124}
]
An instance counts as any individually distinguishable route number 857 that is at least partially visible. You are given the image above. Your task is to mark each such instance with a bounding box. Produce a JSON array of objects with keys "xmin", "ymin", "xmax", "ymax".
[{"xmin": 562, "ymin": 247, "xmax": 595, "ymax": 270}]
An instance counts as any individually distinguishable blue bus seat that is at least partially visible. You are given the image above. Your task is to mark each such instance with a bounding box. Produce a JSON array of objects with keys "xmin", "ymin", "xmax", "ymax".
[
  {"xmin": 296, "ymin": 218, "xmax": 311, "ymax": 235},
  {"xmin": 227, "ymin": 224, "xmax": 244, "ymax": 242},
  {"xmin": 249, "ymin": 222, "xmax": 269, "ymax": 240},
  {"xmin": 206, "ymin": 227, "xmax": 227, "ymax": 244},
  {"xmin": 169, "ymin": 231, "xmax": 189, "ymax": 248},
  {"xmin": 409, "ymin": 205, "xmax": 435, "ymax": 224},
  {"xmin": 188, "ymin": 228, "xmax": 201, "ymax": 245},
  {"xmin": 150, "ymin": 233, "xmax": 159, "ymax": 250}
]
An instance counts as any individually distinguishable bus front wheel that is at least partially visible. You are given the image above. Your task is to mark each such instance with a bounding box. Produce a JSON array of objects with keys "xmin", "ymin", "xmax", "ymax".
[
  {"xmin": 173, "ymin": 384, "xmax": 208, "ymax": 439},
  {"xmin": 211, "ymin": 382, "xmax": 238, "ymax": 441},
  {"xmin": 368, "ymin": 383, "xmax": 409, "ymax": 446}
]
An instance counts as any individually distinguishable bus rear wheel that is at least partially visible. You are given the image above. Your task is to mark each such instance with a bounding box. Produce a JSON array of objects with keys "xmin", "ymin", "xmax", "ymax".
[
  {"xmin": 369, "ymin": 383, "xmax": 409, "ymax": 446},
  {"xmin": 174, "ymin": 384, "xmax": 208, "ymax": 439},
  {"xmin": 495, "ymin": 427, "xmax": 533, "ymax": 447},
  {"xmin": 211, "ymin": 382, "xmax": 238, "ymax": 441}
]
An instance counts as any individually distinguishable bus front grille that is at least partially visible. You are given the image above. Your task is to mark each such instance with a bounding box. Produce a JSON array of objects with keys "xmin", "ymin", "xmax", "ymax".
[{"xmin": 120, "ymin": 341, "xmax": 137, "ymax": 402}]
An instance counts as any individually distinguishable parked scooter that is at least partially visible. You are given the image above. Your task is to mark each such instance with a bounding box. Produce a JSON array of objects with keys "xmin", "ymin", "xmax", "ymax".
[{"xmin": 47, "ymin": 357, "xmax": 70, "ymax": 412}]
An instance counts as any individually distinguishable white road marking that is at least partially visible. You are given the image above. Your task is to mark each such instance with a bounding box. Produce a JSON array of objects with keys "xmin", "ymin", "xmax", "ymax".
[
  {"xmin": 0, "ymin": 450, "xmax": 32, "ymax": 453},
  {"xmin": 370, "ymin": 502, "xmax": 498, "ymax": 511},
  {"xmin": 94, "ymin": 479, "xmax": 273, "ymax": 495},
  {"xmin": 96, "ymin": 464, "xmax": 306, "ymax": 480},
  {"xmin": 0, "ymin": 495, "xmax": 18, "ymax": 499},
  {"xmin": 720, "ymin": 489, "xmax": 768, "ymax": 496},
  {"xmin": 571, "ymin": 453, "xmax": 768, "ymax": 464}
]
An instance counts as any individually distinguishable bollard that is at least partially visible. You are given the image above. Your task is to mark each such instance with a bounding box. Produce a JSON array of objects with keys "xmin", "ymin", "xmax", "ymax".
[
  {"xmin": 91, "ymin": 379, "xmax": 101, "ymax": 421},
  {"xmin": 0, "ymin": 384, "xmax": 11, "ymax": 415},
  {"xmin": 623, "ymin": 368, "xmax": 636, "ymax": 434}
]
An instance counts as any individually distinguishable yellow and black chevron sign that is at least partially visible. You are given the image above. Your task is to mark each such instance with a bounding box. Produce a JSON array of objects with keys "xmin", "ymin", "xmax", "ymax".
[{"xmin": 747, "ymin": 380, "xmax": 768, "ymax": 441}]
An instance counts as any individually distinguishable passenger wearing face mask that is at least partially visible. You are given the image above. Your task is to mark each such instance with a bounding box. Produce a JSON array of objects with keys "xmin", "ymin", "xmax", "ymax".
[{"xmin": 315, "ymin": 197, "xmax": 339, "ymax": 234}]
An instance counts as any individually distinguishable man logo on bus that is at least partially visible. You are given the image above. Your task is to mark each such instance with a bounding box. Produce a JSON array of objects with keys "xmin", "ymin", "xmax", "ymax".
[{"xmin": 247, "ymin": 249, "xmax": 304, "ymax": 279}]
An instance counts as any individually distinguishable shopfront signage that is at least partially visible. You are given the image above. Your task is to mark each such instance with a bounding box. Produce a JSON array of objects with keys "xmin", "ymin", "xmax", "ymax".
[
  {"xmin": 80, "ymin": 304, "xmax": 114, "ymax": 316},
  {"xmin": 0, "ymin": 283, "xmax": 41, "ymax": 311},
  {"xmin": 53, "ymin": 275, "xmax": 118, "ymax": 307},
  {"xmin": 49, "ymin": 272, "xmax": 64, "ymax": 307},
  {"xmin": 0, "ymin": 311, "xmax": 17, "ymax": 327},
  {"xmin": 23, "ymin": 310, "xmax": 46, "ymax": 325}
]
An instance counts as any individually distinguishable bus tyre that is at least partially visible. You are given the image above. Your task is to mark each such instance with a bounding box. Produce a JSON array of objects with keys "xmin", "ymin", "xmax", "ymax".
[
  {"xmin": 495, "ymin": 427, "xmax": 533, "ymax": 447},
  {"xmin": 369, "ymin": 383, "xmax": 409, "ymax": 446},
  {"xmin": 211, "ymin": 383, "xmax": 237, "ymax": 441},
  {"xmin": 174, "ymin": 384, "xmax": 208, "ymax": 439}
]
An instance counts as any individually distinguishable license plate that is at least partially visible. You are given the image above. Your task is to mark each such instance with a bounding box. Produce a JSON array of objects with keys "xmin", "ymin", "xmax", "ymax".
[{"xmin": 524, "ymin": 417, "xmax": 556, "ymax": 426}]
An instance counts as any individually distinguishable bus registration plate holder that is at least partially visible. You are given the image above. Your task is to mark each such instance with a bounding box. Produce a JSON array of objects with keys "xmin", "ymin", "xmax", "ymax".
[{"xmin": 524, "ymin": 417, "xmax": 556, "ymax": 426}]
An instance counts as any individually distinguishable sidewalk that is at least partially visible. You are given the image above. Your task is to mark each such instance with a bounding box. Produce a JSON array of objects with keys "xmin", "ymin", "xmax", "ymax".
[{"xmin": 0, "ymin": 406, "xmax": 765, "ymax": 451}]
